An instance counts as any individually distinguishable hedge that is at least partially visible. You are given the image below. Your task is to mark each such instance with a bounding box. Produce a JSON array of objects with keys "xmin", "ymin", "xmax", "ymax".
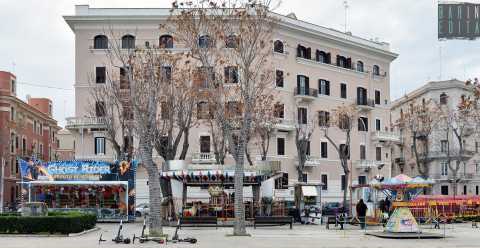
[{"xmin": 0, "ymin": 212, "xmax": 96, "ymax": 234}]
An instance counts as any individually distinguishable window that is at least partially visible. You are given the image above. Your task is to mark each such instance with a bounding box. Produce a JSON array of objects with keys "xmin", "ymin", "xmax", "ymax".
[
  {"xmin": 120, "ymin": 67, "xmax": 130, "ymax": 89},
  {"xmin": 296, "ymin": 75, "xmax": 310, "ymax": 95},
  {"xmin": 10, "ymin": 107, "xmax": 15, "ymax": 121},
  {"xmin": 441, "ymin": 140, "xmax": 448, "ymax": 152},
  {"xmin": 296, "ymin": 45, "xmax": 311, "ymax": 59},
  {"xmin": 275, "ymin": 173, "xmax": 288, "ymax": 189},
  {"xmin": 273, "ymin": 40, "xmax": 284, "ymax": 53},
  {"xmin": 373, "ymin": 65, "xmax": 380, "ymax": 75},
  {"xmin": 197, "ymin": 101, "xmax": 211, "ymax": 119},
  {"xmin": 358, "ymin": 176, "xmax": 367, "ymax": 185},
  {"xmin": 336, "ymin": 55, "xmax": 351, "ymax": 69},
  {"xmin": 375, "ymin": 119, "xmax": 381, "ymax": 131},
  {"xmin": 340, "ymin": 83, "xmax": 347, "ymax": 99},
  {"xmin": 198, "ymin": 35, "xmax": 213, "ymax": 48},
  {"xmin": 340, "ymin": 144, "xmax": 350, "ymax": 159},
  {"xmin": 358, "ymin": 117, "xmax": 369, "ymax": 132},
  {"xmin": 357, "ymin": 61, "xmax": 364, "ymax": 72},
  {"xmin": 160, "ymin": 101, "xmax": 170, "ymax": 119},
  {"xmin": 121, "ymin": 35, "xmax": 135, "ymax": 49},
  {"xmin": 306, "ymin": 141, "xmax": 311, "ymax": 156},
  {"xmin": 226, "ymin": 101, "xmax": 242, "ymax": 118},
  {"xmin": 341, "ymin": 175, "xmax": 346, "ymax": 191},
  {"xmin": 193, "ymin": 67, "xmax": 215, "ymax": 88},
  {"xmin": 39, "ymin": 144, "xmax": 43, "ymax": 156},
  {"xmin": 297, "ymin": 107, "xmax": 307, "ymax": 124},
  {"xmin": 277, "ymin": 137, "xmax": 285, "ymax": 156},
  {"xmin": 93, "ymin": 35, "xmax": 108, "ymax": 49},
  {"xmin": 159, "ymin": 35, "xmax": 173, "ymax": 48},
  {"xmin": 441, "ymin": 161, "xmax": 448, "ymax": 176},
  {"xmin": 463, "ymin": 185, "xmax": 467, "ymax": 195},
  {"xmin": 338, "ymin": 114, "xmax": 350, "ymax": 130},
  {"xmin": 360, "ymin": 145, "xmax": 366, "ymax": 160},
  {"xmin": 224, "ymin": 66, "xmax": 238, "ymax": 84},
  {"xmin": 375, "ymin": 90, "xmax": 381, "ymax": 105},
  {"xmin": 39, "ymin": 123, "xmax": 43, "ymax": 136},
  {"xmin": 10, "ymin": 133, "xmax": 15, "ymax": 153},
  {"xmin": 161, "ymin": 66, "xmax": 172, "ymax": 82},
  {"xmin": 440, "ymin": 92, "xmax": 448, "ymax": 105},
  {"xmin": 95, "ymin": 101, "xmax": 106, "ymax": 117},
  {"xmin": 321, "ymin": 142, "xmax": 328, "ymax": 158},
  {"xmin": 11, "ymin": 79, "xmax": 16, "ymax": 95},
  {"xmin": 356, "ymin": 87, "xmax": 368, "ymax": 105},
  {"xmin": 318, "ymin": 79, "xmax": 330, "ymax": 95},
  {"xmin": 318, "ymin": 111, "xmax": 330, "ymax": 127},
  {"xmin": 376, "ymin": 147, "xmax": 382, "ymax": 161},
  {"xmin": 476, "ymin": 142, "xmax": 479, "ymax": 153},
  {"xmin": 274, "ymin": 103, "xmax": 284, "ymax": 119},
  {"xmin": 94, "ymin": 137, "xmax": 106, "ymax": 155},
  {"xmin": 316, "ymin": 50, "xmax": 330, "ymax": 63},
  {"xmin": 96, "ymin": 67, "xmax": 106, "ymax": 84},
  {"xmin": 441, "ymin": 185, "xmax": 449, "ymax": 195},
  {"xmin": 476, "ymin": 163, "xmax": 480, "ymax": 175},
  {"xmin": 321, "ymin": 174, "xmax": 328, "ymax": 190},
  {"xmin": 276, "ymin": 70, "xmax": 284, "ymax": 87},
  {"xmin": 225, "ymin": 34, "xmax": 238, "ymax": 48},
  {"xmin": 22, "ymin": 138, "xmax": 26, "ymax": 155},
  {"xmin": 200, "ymin": 136, "xmax": 211, "ymax": 153},
  {"xmin": 476, "ymin": 185, "xmax": 479, "ymax": 195},
  {"xmin": 302, "ymin": 173, "xmax": 308, "ymax": 183}
]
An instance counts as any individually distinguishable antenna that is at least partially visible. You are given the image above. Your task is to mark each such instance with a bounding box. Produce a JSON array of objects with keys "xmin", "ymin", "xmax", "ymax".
[{"xmin": 343, "ymin": 1, "xmax": 349, "ymax": 33}]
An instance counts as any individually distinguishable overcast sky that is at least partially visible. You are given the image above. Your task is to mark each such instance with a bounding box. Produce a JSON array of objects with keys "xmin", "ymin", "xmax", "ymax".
[{"xmin": 1, "ymin": 0, "xmax": 479, "ymax": 127}]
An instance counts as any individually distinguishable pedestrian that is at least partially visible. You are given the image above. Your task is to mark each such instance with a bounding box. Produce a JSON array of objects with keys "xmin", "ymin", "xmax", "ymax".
[{"xmin": 356, "ymin": 199, "xmax": 368, "ymax": 229}]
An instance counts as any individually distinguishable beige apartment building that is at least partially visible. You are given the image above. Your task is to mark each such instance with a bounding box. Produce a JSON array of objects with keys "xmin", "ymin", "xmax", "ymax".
[
  {"xmin": 391, "ymin": 79, "xmax": 480, "ymax": 196},
  {"xmin": 64, "ymin": 5, "xmax": 398, "ymax": 204}
]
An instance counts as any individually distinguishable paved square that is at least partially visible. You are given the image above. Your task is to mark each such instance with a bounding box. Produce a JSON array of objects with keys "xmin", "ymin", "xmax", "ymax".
[{"xmin": 1, "ymin": 222, "xmax": 479, "ymax": 248}]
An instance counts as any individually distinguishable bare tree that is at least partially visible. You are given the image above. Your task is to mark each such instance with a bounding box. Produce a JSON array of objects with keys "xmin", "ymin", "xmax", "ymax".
[
  {"xmin": 170, "ymin": 0, "xmax": 277, "ymax": 235},
  {"xmin": 294, "ymin": 107, "xmax": 316, "ymax": 182},
  {"xmin": 321, "ymin": 104, "xmax": 359, "ymax": 212}
]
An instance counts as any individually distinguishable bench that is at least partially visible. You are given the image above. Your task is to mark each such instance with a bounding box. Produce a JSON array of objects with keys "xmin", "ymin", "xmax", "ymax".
[
  {"xmin": 325, "ymin": 215, "xmax": 358, "ymax": 229},
  {"xmin": 253, "ymin": 216, "xmax": 293, "ymax": 229},
  {"xmin": 179, "ymin": 216, "xmax": 218, "ymax": 229}
]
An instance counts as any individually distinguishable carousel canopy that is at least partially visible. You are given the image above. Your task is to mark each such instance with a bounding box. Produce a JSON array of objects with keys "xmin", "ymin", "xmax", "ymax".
[{"xmin": 371, "ymin": 174, "xmax": 434, "ymax": 190}]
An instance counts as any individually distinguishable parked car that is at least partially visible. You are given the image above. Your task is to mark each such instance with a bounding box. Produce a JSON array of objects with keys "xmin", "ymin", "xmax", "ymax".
[
  {"xmin": 135, "ymin": 203, "xmax": 149, "ymax": 217},
  {"xmin": 321, "ymin": 202, "xmax": 349, "ymax": 216}
]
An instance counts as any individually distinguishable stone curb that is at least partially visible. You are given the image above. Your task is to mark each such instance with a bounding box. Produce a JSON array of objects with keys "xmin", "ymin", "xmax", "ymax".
[{"xmin": 0, "ymin": 227, "xmax": 100, "ymax": 238}]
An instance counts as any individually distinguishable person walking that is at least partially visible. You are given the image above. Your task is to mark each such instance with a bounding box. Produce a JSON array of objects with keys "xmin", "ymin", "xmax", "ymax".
[{"xmin": 356, "ymin": 199, "xmax": 368, "ymax": 229}]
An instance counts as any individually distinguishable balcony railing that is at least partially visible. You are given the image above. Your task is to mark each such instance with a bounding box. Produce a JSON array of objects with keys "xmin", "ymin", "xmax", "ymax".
[
  {"xmin": 394, "ymin": 157, "xmax": 405, "ymax": 165},
  {"xmin": 427, "ymin": 150, "xmax": 475, "ymax": 160},
  {"xmin": 294, "ymin": 87, "xmax": 318, "ymax": 100},
  {"xmin": 65, "ymin": 117, "xmax": 107, "ymax": 129},
  {"xmin": 371, "ymin": 131, "xmax": 401, "ymax": 143},
  {"xmin": 355, "ymin": 98, "xmax": 375, "ymax": 110},
  {"xmin": 167, "ymin": 160, "xmax": 281, "ymax": 174},
  {"xmin": 354, "ymin": 160, "xmax": 383, "ymax": 169},
  {"xmin": 75, "ymin": 154, "xmax": 115, "ymax": 161},
  {"xmin": 274, "ymin": 118, "xmax": 296, "ymax": 131},
  {"xmin": 303, "ymin": 156, "xmax": 322, "ymax": 167},
  {"xmin": 430, "ymin": 173, "xmax": 476, "ymax": 181},
  {"xmin": 191, "ymin": 152, "xmax": 217, "ymax": 164}
]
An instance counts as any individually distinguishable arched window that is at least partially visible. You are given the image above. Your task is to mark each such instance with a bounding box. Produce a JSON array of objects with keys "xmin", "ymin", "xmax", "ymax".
[
  {"xmin": 316, "ymin": 50, "xmax": 327, "ymax": 63},
  {"xmin": 93, "ymin": 35, "xmax": 108, "ymax": 49},
  {"xmin": 274, "ymin": 40, "xmax": 284, "ymax": 53},
  {"xmin": 440, "ymin": 92, "xmax": 448, "ymax": 105},
  {"xmin": 297, "ymin": 44, "xmax": 310, "ymax": 59},
  {"xmin": 373, "ymin": 65, "xmax": 380, "ymax": 75},
  {"xmin": 357, "ymin": 61, "xmax": 364, "ymax": 72},
  {"xmin": 159, "ymin": 35, "xmax": 174, "ymax": 48},
  {"xmin": 225, "ymin": 34, "xmax": 238, "ymax": 48},
  {"xmin": 198, "ymin": 35, "xmax": 213, "ymax": 48},
  {"xmin": 122, "ymin": 35, "xmax": 135, "ymax": 49}
]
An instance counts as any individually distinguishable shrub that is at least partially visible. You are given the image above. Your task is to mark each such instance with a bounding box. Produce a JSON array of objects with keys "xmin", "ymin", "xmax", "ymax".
[{"xmin": 0, "ymin": 213, "xmax": 96, "ymax": 234}]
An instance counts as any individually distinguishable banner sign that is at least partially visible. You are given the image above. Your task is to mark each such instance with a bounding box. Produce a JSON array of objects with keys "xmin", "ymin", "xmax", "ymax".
[
  {"xmin": 438, "ymin": 2, "xmax": 480, "ymax": 40},
  {"xmin": 20, "ymin": 160, "xmax": 111, "ymax": 181}
]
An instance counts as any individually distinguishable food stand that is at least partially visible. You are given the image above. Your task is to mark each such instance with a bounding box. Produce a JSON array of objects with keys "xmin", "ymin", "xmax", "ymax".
[{"xmin": 18, "ymin": 159, "xmax": 137, "ymax": 222}]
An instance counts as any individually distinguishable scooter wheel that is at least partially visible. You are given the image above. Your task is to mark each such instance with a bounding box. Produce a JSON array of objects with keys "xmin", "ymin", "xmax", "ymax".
[
  {"xmin": 139, "ymin": 239, "xmax": 145, "ymax": 243},
  {"xmin": 189, "ymin": 238, "xmax": 197, "ymax": 244},
  {"xmin": 124, "ymin": 238, "xmax": 131, "ymax": 244}
]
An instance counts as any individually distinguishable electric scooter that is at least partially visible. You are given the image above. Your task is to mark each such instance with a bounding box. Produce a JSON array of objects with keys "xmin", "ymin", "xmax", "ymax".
[
  {"xmin": 132, "ymin": 217, "xmax": 165, "ymax": 244},
  {"xmin": 99, "ymin": 220, "xmax": 131, "ymax": 244},
  {"xmin": 168, "ymin": 218, "xmax": 197, "ymax": 244}
]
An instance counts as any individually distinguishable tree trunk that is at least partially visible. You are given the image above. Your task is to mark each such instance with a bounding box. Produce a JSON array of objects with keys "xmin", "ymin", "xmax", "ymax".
[
  {"xmin": 233, "ymin": 149, "xmax": 247, "ymax": 235},
  {"xmin": 179, "ymin": 128, "xmax": 190, "ymax": 160},
  {"xmin": 139, "ymin": 138, "xmax": 163, "ymax": 236}
]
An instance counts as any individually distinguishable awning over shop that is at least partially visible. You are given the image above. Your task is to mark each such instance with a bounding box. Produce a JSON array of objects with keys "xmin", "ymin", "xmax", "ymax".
[{"xmin": 302, "ymin": 186, "xmax": 318, "ymax": 196}]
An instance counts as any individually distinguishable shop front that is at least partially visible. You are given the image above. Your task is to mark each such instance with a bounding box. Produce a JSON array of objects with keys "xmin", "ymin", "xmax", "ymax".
[{"xmin": 18, "ymin": 159, "xmax": 137, "ymax": 221}]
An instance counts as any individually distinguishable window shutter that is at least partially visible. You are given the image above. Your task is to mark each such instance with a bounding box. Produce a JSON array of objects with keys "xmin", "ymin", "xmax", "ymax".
[
  {"xmin": 296, "ymin": 75, "xmax": 301, "ymax": 91},
  {"xmin": 346, "ymin": 58, "xmax": 352, "ymax": 69},
  {"xmin": 336, "ymin": 55, "xmax": 341, "ymax": 66},
  {"xmin": 326, "ymin": 81, "xmax": 330, "ymax": 96},
  {"xmin": 305, "ymin": 76, "xmax": 309, "ymax": 89},
  {"xmin": 315, "ymin": 50, "xmax": 320, "ymax": 61},
  {"xmin": 326, "ymin": 53, "xmax": 331, "ymax": 64},
  {"xmin": 297, "ymin": 45, "xmax": 302, "ymax": 57},
  {"xmin": 306, "ymin": 48, "xmax": 311, "ymax": 59}
]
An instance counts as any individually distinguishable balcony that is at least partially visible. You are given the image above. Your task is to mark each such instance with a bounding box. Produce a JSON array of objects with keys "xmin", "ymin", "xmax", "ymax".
[
  {"xmin": 191, "ymin": 152, "xmax": 217, "ymax": 164},
  {"xmin": 354, "ymin": 160, "xmax": 383, "ymax": 169},
  {"xmin": 428, "ymin": 150, "xmax": 475, "ymax": 160},
  {"xmin": 371, "ymin": 131, "xmax": 401, "ymax": 144},
  {"xmin": 394, "ymin": 157, "xmax": 405, "ymax": 165},
  {"xmin": 294, "ymin": 87, "xmax": 318, "ymax": 101},
  {"xmin": 75, "ymin": 154, "xmax": 115, "ymax": 162},
  {"xmin": 355, "ymin": 98, "xmax": 375, "ymax": 111},
  {"xmin": 430, "ymin": 173, "xmax": 476, "ymax": 181},
  {"xmin": 166, "ymin": 160, "xmax": 281, "ymax": 174},
  {"xmin": 274, "ymin": 118, "xmax": 296, "ymax": 131},
  {"xmin": 303, "ymin": 156, "xmax": 322, "ymax": 167},
  {"xmin": 65, "ymin": 117, "xmax": 107, "ymax": 130}
]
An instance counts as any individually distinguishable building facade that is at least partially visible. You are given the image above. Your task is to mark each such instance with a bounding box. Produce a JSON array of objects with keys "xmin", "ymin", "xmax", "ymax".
[
  {"xmin": 391, "ymin": 79, "xmax": 480, "ymax": 196},
  {"xmin": 64, "ymin": 5, "xmax": 398, "ymax": 204},
  {"xmin": 0, "ymin": 71, "xmax": 60, "ymax": 210},
  {"xmin": 56, "ymin": 129, "xmax": 75, "ymax": 161}
]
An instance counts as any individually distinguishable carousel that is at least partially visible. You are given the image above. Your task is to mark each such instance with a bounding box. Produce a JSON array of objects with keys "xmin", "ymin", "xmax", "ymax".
[{"xmin": 367, "ymin": 174, "xmax": 443, "ymax": 238}]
